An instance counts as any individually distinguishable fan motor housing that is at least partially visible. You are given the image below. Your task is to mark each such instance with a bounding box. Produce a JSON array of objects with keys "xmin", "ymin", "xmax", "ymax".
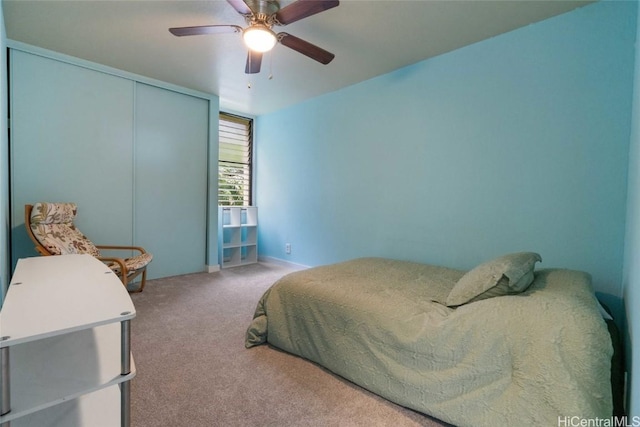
[{"xmin": 246, "ymin": 0, "xmax": 280, "ymax": 17}]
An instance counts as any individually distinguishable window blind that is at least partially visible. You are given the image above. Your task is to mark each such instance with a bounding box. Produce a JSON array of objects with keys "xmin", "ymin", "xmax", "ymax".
[{"xmin": 219, "ymin": 113, "xmax": 253, "ymax": 206}]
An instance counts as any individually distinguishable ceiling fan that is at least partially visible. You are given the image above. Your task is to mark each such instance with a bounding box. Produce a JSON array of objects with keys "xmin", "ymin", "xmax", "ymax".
[{"xmin": 169, "ymin": 0, "xmax": 339, "ymax": 74}]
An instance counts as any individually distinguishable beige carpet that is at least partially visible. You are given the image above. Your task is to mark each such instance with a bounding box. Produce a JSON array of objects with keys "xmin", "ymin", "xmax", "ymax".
[{"xmin": 129, "ymin": 262, "xmax": 451, "ymax": 427}]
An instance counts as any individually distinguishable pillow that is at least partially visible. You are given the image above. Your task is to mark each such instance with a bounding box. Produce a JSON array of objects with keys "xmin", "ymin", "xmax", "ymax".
[{"xmin": 445, "ymin": 252, "xmax": 542, "ymax": 307}]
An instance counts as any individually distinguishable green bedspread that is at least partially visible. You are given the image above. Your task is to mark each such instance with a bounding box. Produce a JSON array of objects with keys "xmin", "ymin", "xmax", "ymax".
[{"xmin": 245, "ymin": 257, "xmax": 612, "ymax": 426}]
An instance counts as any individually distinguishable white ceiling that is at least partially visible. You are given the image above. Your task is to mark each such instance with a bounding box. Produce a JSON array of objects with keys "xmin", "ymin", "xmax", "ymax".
[{"xmin": 3, "ymin": 0, "xmax": 593, "ymax": 116}]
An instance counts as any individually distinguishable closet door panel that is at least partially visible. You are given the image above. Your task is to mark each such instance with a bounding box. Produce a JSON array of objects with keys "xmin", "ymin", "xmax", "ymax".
[
  {"xmin": 134, "ymin": 83, "xmax": 208, "ymax": 278},
  {"xmin": 10, "ymin": 50, "xmax": 134, "ymax": 268}
]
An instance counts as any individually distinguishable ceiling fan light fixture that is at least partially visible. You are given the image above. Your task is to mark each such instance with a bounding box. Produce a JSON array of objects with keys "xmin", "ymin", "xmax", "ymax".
[{"xmin": 243, "ymin": 25, "xmax": 277, "ymax": 52}]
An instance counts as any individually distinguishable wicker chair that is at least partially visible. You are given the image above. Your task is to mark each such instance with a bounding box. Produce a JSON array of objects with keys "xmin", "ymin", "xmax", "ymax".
[{"xmin": 25, "ymin": 202, "xmax": 152, "ymax": 293}]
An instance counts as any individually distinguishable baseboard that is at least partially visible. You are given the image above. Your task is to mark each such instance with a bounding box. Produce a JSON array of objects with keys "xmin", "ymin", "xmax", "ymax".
[
  {"xmin": 258, "ymin": 256, "xmax": 309, "ymax": 271},
  {"xmin": 206, "ymin": 264, "xmax": 221, "ymax": 273}
]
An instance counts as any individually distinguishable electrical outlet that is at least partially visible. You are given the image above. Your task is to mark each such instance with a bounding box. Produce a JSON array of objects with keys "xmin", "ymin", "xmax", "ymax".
[{"xmin": 285, "ymin": 243, "xmax": 291, "ymax": 254}]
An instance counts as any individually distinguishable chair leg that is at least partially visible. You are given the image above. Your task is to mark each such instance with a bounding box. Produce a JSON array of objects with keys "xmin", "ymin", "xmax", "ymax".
[
  {"xmin": 139, "ymin": 269, "xmax": 147, "ymax": 292},
  {"xmin": 128, "ymin": 269, "xmax": 146, "ymax": 293}
]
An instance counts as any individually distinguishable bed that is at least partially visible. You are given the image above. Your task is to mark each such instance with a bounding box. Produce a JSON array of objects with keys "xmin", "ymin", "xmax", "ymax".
[{"xmin": 245, "ymin": 253, "xmax": 614, "ymax": 427}]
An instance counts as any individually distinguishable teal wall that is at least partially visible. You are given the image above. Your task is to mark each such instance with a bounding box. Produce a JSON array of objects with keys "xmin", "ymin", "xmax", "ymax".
[
  {"xmin": 624, "ymin": 0, "xmax": 640, "ymax": 417},
  {"xmin": 256, "ymin": 0, "xmax": 636, "ymax": 318},
  {"xmin": 0, "ymin": 2, "xmax": 7, "ymax": 306}
]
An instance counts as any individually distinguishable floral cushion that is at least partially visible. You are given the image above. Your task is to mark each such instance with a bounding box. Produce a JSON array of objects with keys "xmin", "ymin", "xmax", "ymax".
[
  {"xmin": 108, "ymin": 252, "xmax": 154, "ymax": 274},
  {"xmin": 30, "ymin": 202, "xmax": 101, "ymax": 257}
]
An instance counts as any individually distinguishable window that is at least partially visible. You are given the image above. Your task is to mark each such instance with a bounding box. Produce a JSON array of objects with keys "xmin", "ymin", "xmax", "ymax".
[{"xmin": 218, "ymin": 112, "xmax": 253, "ymax": 206}]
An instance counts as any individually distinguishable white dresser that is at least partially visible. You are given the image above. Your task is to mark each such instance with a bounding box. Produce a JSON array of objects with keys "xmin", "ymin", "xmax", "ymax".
[{"xmin": 0, "ymin": 254, "xmax": 136, "ymax": 427}]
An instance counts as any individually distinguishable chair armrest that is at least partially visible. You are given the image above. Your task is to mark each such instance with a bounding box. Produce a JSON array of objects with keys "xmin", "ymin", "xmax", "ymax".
[{"xmin": 96, "ymin": 245, "xmax": 147, "ymax": 254}]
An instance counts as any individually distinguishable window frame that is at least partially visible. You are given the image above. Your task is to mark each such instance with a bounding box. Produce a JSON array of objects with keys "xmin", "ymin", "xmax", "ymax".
[{"xmin": 218, "ymin": 112, "xmax": 254, "ymax": 206}]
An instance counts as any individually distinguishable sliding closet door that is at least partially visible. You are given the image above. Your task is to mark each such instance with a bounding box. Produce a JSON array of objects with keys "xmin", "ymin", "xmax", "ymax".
[
  {"xmin": 10, "ymin": 50, "xmax": 134, "ymax": 268},
  {"xmin": 134, "ymin": 83, "xmax": 208, "ymax": 279}
]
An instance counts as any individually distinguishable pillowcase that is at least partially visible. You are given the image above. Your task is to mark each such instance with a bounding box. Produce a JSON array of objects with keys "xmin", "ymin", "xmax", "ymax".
[{"xmin": 445, "ymin": 252, "xmax": 542, "ymax": 307}]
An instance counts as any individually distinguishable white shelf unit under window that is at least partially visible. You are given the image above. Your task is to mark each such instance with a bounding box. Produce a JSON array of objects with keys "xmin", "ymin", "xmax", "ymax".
[
  {"xmin": 219, "ymin": 206, "xmax": 258, "ymax": 268},
  {"xmin": 0, "ymin": 254, "xmax": 135, "ymax": 427}
]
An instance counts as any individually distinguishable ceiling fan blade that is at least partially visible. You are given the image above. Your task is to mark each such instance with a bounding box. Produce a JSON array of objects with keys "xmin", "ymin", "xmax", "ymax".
[
  {"xmin": 169, "ymin": 25, "xmax": 242, "ymax": 37},
  {"xmin": 227, "ymin": 0, "xmax": 252, "ymax": 15},
  {"xmin": 245, "ymin": 50, "xmax": 263, "ymax": 74},
  {"xmin": 275, "ymin": 0, "xmax": 339, "ymax": 25},
  {"xmin": 278, "ymin": 33, "xmax": 335, "ymax": 65}
]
